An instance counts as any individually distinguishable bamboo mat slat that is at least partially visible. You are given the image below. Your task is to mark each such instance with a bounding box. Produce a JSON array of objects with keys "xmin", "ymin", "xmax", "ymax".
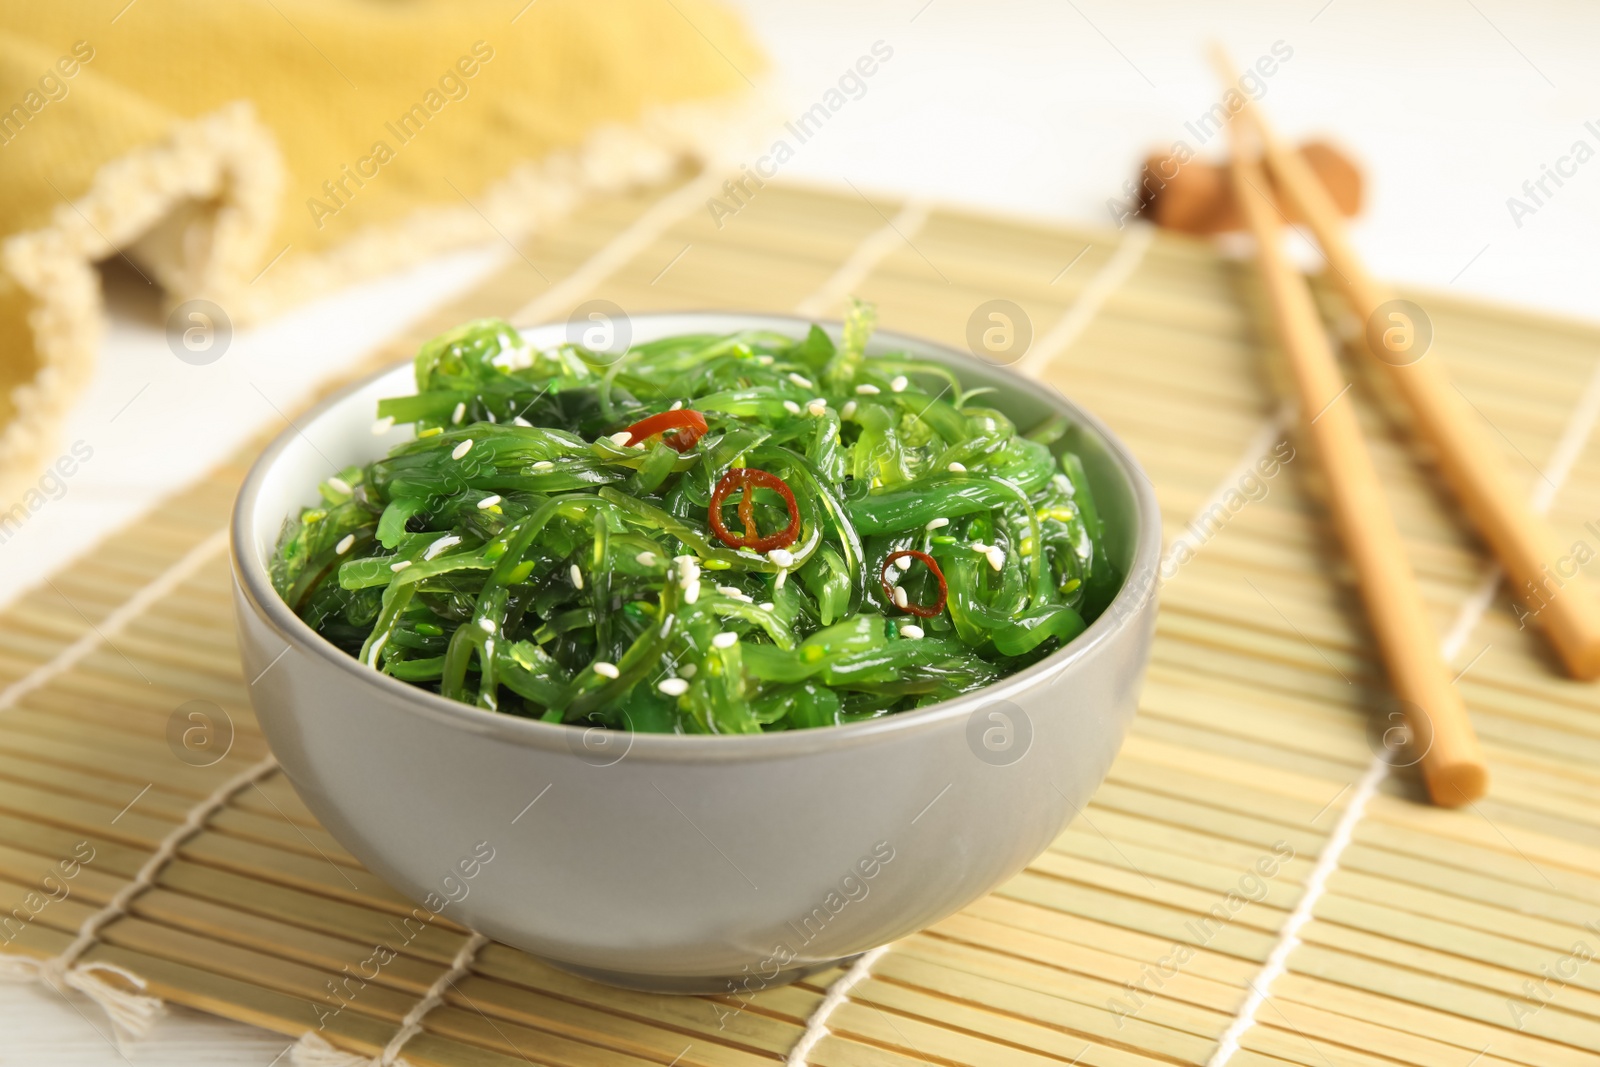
[{"xmin": 2, "ymin": 175, "xmax": 1599, "ymax": 1067}]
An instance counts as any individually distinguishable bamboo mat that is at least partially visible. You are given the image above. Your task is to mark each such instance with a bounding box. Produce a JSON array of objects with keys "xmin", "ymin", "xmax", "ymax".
[{"xmin": 3, "ymin": 174, "xmax": 1600, "ymax": 1067}]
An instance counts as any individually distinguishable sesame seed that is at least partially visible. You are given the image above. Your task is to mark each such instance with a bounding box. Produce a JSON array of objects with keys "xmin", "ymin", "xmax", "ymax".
[
  {"xmin": 759, "ymin": 602, "xmax": 774, "ymax": 611},
  {"xmin": 335, "ymin": 534, "xmax": 355, "ymax": 555},
  {"xmin": 451, "ymin": 402, "xmax": 466, "ymax": 425},
  {"xmin": 767, "ymin": 548, "xmax": 795, "ymax": 568},
  {"xmin": 986, "ymin": 547, "xmax": 1006, "ymax": 571},
  {"xmin": 712, "ymin": 631, "xmax": 738, "ymax": 649},
  {"xmin": 680, "ymin": 663, "xmax": 698, "ymax": 678},
  {"xmin": 971, "ymin": 541, "xmax": 989, "ymax": 553},
  {"xmin": 477, "ymin": 495, "xmax": 501, "ymax": 510},
  {"xmin": 890, "ymin": 375, "xmax": 908, "ymax": 393},
  {"xmin": 452, "ymin": 439, "xmax": 473, "ymax": 460},
  {"xmin": 756, "ymin": 355, "xmax": 775, "ymax": 366},
  {"xmin": 787, "ymin": 372, "xmax": 814, "ymax": 389},
  {"xmin": 513, "ymin": 416, "xmax": 533, "ymax": 427},
  {"xmin": 926, "ymin": 517, "xmax": 949, "ymax": 531},
  {"xmin": 901, "ymin": 624, "xmax": 925, "ymax": 639},
  {"xmin": 775, "ymin": 569, "xmax": 787, "ymax": 590},
  {"xmin": 947, "ymin": 461, "xmax": 967, "ymax": 473},
  {"xmin": 783, "ymin": 400, "xmax": 801, "ymax": 415},
  {"xmin": 658, "ymin": 677, "xmax": 689, "ymax": 696},
  {"xmin": 671, "ymin": 400, "xmax": 684, "ymax": 410},
  {"xmin": 390, "ymin": 560, "xmax": 412, "ymax": 572},
  {"xmin": 327, "ymin": 476, "xmax": 352, "ymax": 496},
  {"xmin": 609, "ymin": 430, "xmax": 633, "ymax": 446},
  {"xmin": 593, "ymin": 661, "xmax": 620, "ymax": 679},
  {"xmin": 894, "ymin": 555, "xmax": 912, "ymax": 571},
  {"xmin": 371, "ymin": 416, "xmax": 396, "ymax": 435},
  {"xmin": 807, "ymin": 398, "xmax": 827, "ymax": 417},
  {"xmin": 716, "ymin": 584, "xmax": 742, "ymax": 598},
  {"xmin": 477, "ymin": 617, "xmax": 496, "ymax": 633},
  {"xmin": 570, "ymin": 563, "xmax": 584, "ymax": 589},
  {"xmin": 892, "ymin": 586, "xmax": 909, "ymax": 609},
  {"xmin": 532, "ymin": 459, "xmax": 554, "ymax": 470},
  {"xmin": 855, "ymin": 384, "xmax": 881, "ymax": 395},
  {"xmin": 841, "ymin": 400, "xmax": 857, "ymax": 419},
  {"xmin": 423, "ymin": 535, "xmax": 461, "ymax": 560},
  {"xmin": 684, "ymin": 579, "xmax": 701, "ymax": 604},
  {"xmin": 636, "ymin": 550, "xmax": 658, "ymax": 566},
  {"xmin": 486, "ymin": 412, "xmax": 497, "ymax": 423}
]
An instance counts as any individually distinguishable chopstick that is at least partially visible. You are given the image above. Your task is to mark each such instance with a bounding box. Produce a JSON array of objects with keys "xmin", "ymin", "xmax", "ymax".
[
  {"xmin": 1214, "ymin": 105, "xmax": 1489, "ymax": 805},
  {"xmin": 1211, "ymin": 46, "xmax": 1600, "ymax": 681}
]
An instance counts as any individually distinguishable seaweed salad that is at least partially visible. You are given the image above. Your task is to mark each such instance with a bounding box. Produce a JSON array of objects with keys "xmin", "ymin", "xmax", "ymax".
[{"xmin": 270, "ymin": 303, "xmax": 1122, "ymax": 734}]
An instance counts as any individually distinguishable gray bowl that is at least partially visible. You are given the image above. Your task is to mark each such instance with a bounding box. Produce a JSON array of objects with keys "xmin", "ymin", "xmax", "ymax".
[{"xmin": 231, "ymin": 312, "xmax": 1159, "ymax": 994}]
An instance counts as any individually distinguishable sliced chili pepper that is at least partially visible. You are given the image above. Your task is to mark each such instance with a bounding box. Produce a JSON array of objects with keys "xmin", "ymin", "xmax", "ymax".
[
  {"xmin": 880, "ymin": 550, "xmax": 948, "ymax": 618},
  {"xmin": 709, "ymin": 468, "xmax": 801, "ymax": 552},
  {"xmin": 623, "ymin": 408, "xmax": 707, "ymax": 452}
]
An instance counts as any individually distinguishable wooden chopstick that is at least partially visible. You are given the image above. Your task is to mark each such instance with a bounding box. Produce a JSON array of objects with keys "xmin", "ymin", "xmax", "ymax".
[
  {"xmin": 1211, "ymin": 46, "xmax": 1600, "ymax": 682},
  {"xmin": 1214, "ymin": 107, "xmax": 1489, "ymax": 805}
]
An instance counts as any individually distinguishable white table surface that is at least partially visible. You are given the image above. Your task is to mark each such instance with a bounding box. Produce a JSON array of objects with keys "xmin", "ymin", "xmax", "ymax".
[{"xmin": 4, "ymin": 0, "xmax": 1597, "ymax": 1061}]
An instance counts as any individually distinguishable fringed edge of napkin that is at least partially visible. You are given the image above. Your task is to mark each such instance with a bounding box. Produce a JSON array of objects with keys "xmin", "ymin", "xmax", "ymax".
[{"xmin": 0, "ymin": 90, "xmax": 769, "ymax": 503}]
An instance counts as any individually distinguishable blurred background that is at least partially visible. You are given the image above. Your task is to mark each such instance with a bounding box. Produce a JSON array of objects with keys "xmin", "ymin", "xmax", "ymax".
[{"xmin": 2, "ymin": 0, "xmax": 1597, "ymax": 1059}]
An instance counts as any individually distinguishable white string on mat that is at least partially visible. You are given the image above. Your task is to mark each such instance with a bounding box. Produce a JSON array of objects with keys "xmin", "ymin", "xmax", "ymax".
[
  {"xmin": 1014, "ymin": 222, "xmax": 1154, "ymax": 378},
  {"xmin": 291, "ymin": 931, "xmax": 492, "ymax": 1067},
  {"xmin": 784, "ymin": 944, "xmax": 892, "ymax": 1067},
  {"xmin": 0, "ymin": 752, "xmax": 279, "ymax": 1040},
  {"xmin": 1205, "ymin": 352, "xmax": 1600, "ymax": 1067},
  {"xmin": 793, "ymin": 200, "xmax": 933, "ymax": 319},
  {"xmin": 0, "ymin": 527, "xmax": 231, "ymax": 714}
]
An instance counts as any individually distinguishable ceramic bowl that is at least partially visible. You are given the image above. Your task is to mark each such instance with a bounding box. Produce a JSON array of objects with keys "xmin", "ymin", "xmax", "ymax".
[{"xmin": 231, "ymin": 312, "xmax": 1160, "ymax": 993}]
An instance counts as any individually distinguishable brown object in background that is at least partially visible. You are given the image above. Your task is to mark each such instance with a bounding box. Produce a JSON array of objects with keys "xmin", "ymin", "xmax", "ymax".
[{"xmin": 1139, "ymin": 140, "xmax": 1363, "ymax": 234}]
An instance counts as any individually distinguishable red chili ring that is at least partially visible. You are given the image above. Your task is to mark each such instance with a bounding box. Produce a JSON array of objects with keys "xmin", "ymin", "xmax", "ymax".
[
  {"xmin": 623, "ymin": 408, "xmax": 708, "ymax": 452},
  {"xmin": 880, "ymin": 550, "xmax": 948, "ymax": 618},
  {"xmin": 709, "ymin": 468, "xmax": 801, "ymax": 552}
]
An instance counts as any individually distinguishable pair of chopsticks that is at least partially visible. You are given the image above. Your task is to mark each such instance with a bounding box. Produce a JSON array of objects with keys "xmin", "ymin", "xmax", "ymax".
[{"xmin": 1208, "ymin": 47, "xmax": 1600, "ymax": 806}]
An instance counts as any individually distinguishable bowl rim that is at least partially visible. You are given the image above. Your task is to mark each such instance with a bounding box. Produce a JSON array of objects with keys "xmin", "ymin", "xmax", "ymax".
[{"xmin": 231, "ymin": 311, "xmax": 1161, "ymax": 760}]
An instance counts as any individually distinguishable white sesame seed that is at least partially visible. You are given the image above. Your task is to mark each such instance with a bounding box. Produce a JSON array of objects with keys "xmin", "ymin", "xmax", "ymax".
[
  {"xmin": 390, "ymin": 560, "xmax": 412, "ymax": 572},
  {"xmin": 451, "ymin": 402, "xmax": 466, "ymax": 424},
  {"xmin": 609, "ymin": 430, "xmax": 633, "ymax": 446},
  {"xmin": 477, "ymin": 495, "xmax": 501, "ymax": 510},
  {"xmin": 452, "ymin": 439, "xmax": 473, "ymax": 460},
  {"xmin": 807, "ymin": 398, "xmax": 827, "ymax": 417},
  {"xmin": 841, "ymin": 400, "xmax": 858, "ymax": 419},
  {"xmin": 684, "ymin": 579, "xmax": 701, "ymax": 604},
  {"xmin": 901, "ymin": 624, "xmax": 925, "ymax": 639},
  {"xmin": 513, "ymin": 416, "xmax": 533, "ymax": 427},
  {"xmin": 680, "ymin": 663, "xmax": 698, "ymax": 678},
  {"xmin": 756, "ymin": 355, "xmax": 775, "ymax": 366},
  {"xmin": 570, "ymin": 563, "xmax": 584, "ymax": 589},
  {"xmin": 327, "ymin": 476, "xmax": 352, "ymax": 496},
  {"xmin": 926, "ymin": 517, "xmax": 949, "ymax": 531},
  {"xmin": 767, "ymin": 548, "xmax": 795, "ymax": 568},
  {"xmin": 716, "ymin": 584, "xmax": 741, "ymax": 598},
  {"xmin": 759, "ymin": 601, "xmax": 775, "ymax": 611},
  {"xmin": 658, "ymin": 677, "xmax": 689, "ymax": 696},
  {"xmin": 776, "ymin": 569, "xmax": 788, "ymax": 590},
  {"xmin": 855, "ymin": 384, "xmax": 881, "ymax": 395},
  {"xmin": 890, "ymin": 375, "xmax": 909, "ymax": 393},
  {"xmin": 947, "ymin": 461, "xmax": 967, "ymax": 473},
  {"xmin": 986, "ymin": 547, "xmax": 1006, "ymax": 571},
  {"xmin": 636, "ymin": 551, "xmax": 658, "ymax": 566},
  {"xmin": 970, "ymin": 541, "xmax": 989, "ymax": 553},
  {"xmin": 788, "ymin": 372, "xmax": 814, "ymax": 389},
  {"xmin": 712, "ymin": 631, "xmax": 738, "ymax": 649},
  {"xmin": 477, "ymin": 617, "xmax": 496, "ymax": 633},
  {"xmin": 533, "ymin": 459, "xmax": 554, "ymax": 470},
  {"xmin": 783, "ymin": 400, "xmax": 801, "ymax": 415},
  {"xmin": 892, "ymin": 586, "xmax": 909, "ymax": 610},
  {"xmin": 593, "ymin": 661, "xmax": 620, "ymax": 679},
  {"xmin": 487, "ymin": 412, "xmax": 497, "ymax": 423},
  {"xmin": 894, "ymin": 555, "xmax": 912, "ymax": 571},
  {"xmin": 335, "ymin": 534, "xmax": 355, "ymax": 555},
  {"xmin": 423, "ymin": 535, "xmax": 461, "ymax": 560},
  {"xmin": 371, "ymin": 416, "xmax": 396, "ymax": 435}
]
